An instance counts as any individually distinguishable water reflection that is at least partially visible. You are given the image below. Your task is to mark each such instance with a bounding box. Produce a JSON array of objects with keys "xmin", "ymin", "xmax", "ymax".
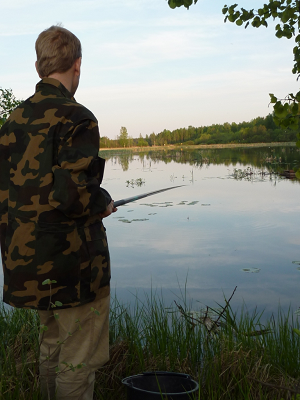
[
  {"xmin": 101, "ymin": 146, "xmax": 300, "ymax": 176},
  {"xmin": 100, "ymin": 146, "xmax": 300, "ymax": 319}
]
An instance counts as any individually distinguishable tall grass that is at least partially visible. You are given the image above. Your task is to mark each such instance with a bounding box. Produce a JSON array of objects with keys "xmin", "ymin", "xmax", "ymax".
[
  {"xmin": 1, "ymin": 293, "xmax": 300, "ymax": 400},
  {"xmin": 0, "ymin": 304, "xmax": 40, "ymax": 399}
]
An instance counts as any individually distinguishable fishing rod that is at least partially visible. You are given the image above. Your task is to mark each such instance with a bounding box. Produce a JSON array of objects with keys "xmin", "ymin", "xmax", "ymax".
[{"xmin": 113, "ymin": 185, "xmax": 184, "ymax": 207}]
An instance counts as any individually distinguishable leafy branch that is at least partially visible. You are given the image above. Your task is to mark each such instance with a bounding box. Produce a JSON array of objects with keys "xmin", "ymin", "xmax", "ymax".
[
  {"xmin": 0, "ymin": 88, "xmax": 22, "ymax": 127},
  {"xmin": 167, "ymin": 0, "xmax": 198, "ymax": 10},
  {"xmin": 222, "ymin": 1, "xmax": 300, "ymax": 131},
  {"xmin": 167, "ymin": 0, "xmax": 300, "ymax": 131}
]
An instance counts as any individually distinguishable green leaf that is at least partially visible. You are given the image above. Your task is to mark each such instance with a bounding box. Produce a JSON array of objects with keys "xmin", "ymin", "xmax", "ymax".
[
  {"xmin": 274, "ymin": 101, "xmax": 289, "ymax": 118},
  {"xmin": 91, "ymin": 306, "xmax": 100, "ymax": 315},
  {"xmin": 293, "ymin": 328, "xmax": 300, "ymax": 337},
  {"xmin": 54, "ymin": 313, "xmax": 59, "ymax": 320},
  {"xmin": 168, "ymin": 0, "xmax": 177, "ymax": 9},
  {"xmin": 236, "ymin": 19, "xmax": 243, "ymax": 26},
  {"xmin": 222, "ymin": 6, "xmax": 228, "ymax": 14},
  {"xmin": 228, "ymin": 3, "xmax": 238, "ymax": 12},
  {"xmin": 55, "ymin": 301, "xmax": 63, "ymax": 307},
  {"xmin": 269, "ymin": 93, "xmax": 277, "ymax": 103},
  {"xmin": 291, "ymin": 102, "xmax": 298, "ymax": 115},
  {"xmin": 42, "ymin": 279, "xmax": 51, "ymax": 286},
  {"xmin": 40, "ymin": 324, "xmax": 48, "ymax": 332},
  {"xmin": 281, "ymin": 10, "xmax": 290, "ymax": 23},
  {"xmin": 183, "ymin": 0, "xmax": 193, "ymax": 8},
  {"xmin": 55, "ymin": 367, "xmax": 60, "ymax": 373}
]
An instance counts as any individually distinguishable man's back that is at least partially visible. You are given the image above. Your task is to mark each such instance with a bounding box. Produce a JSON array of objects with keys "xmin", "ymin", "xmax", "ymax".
[{"xmin": 0, "ymin": 78, "xmax": 110, "ymax": 310}]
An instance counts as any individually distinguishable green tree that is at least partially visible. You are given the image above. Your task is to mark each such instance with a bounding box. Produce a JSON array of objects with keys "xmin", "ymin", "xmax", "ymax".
[
  {"xmin": 150, "ymin": 132, "xmax": 156, "ymax": 146},
  {"xmin": 137, "ymin": 133, "xmax": 149, "ymax": 147},
  {"xmin": 0, "ymin": 88, "xmax": 22, "ymax": 127},
  {"xmin": 118, "ymin": 126, "xmax": 128, "ymax": 147},
  {"xmin": 128, "ymin": 136, "xmax": 133, "ymax": 147}
]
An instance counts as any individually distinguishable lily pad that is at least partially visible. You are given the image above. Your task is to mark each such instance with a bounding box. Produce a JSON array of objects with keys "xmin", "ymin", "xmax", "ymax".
[
  {"xmin": 148, "ymin": 213, "xmax": 157, "ymax": 215},
  {"xmin": 118, "ymin": 218, "xmax": 149, "ymax": 223},
  {"xmin": 201, "ymin": 204, "xmax": 211, "ymax": 206},
  {"xmin": 241, "ymin": 268, "xmax": 260, "ymax": 273},
  {"xmin": 292, "ymin": 261, "xmax": 300, "ymax": 265},
  {"xmin": 187, "ymin": 201, "xmax": 199, "ymax": 206}
]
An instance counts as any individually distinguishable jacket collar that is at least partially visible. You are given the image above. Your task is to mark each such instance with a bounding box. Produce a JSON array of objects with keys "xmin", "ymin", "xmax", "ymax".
[{"xmin": 36, "ymin": 78, "xmax": 75, "ymax": 100}]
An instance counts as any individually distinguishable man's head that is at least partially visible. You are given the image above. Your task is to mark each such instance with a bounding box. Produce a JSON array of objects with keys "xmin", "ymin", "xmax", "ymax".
[{"xmin": 35, "ymin": 25, "xmax": 82, "ymax": 78}]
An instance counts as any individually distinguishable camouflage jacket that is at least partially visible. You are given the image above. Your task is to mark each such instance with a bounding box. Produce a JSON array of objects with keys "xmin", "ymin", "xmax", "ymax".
[{"xmin": 0, "ymin": 78, "xmax": 111, "ymax": 310}]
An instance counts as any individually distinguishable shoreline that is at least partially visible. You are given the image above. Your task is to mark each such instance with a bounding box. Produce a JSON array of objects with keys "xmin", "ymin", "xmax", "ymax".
[{"xmin": 99, "ymin": 141, "xmax": 297, "ymax": 152}]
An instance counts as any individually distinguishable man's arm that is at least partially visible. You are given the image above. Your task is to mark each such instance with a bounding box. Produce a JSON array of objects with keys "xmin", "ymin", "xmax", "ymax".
[{"xmin": 49, "ymin": 118, "xmax": 112, "ymax": 219}]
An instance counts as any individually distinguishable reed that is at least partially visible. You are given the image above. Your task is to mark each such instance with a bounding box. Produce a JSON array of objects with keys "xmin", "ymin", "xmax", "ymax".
[{"xmin": 1, "ymin": 292, "xmax": 300, "ymax": 400}]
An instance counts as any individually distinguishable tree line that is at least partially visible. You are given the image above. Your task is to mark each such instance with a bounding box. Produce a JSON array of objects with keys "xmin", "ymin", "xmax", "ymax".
[
  {"xmin": 1, "ymin": 90, "xmax": 297, "ymax": 149},
  {"xmin": 100, "ymin": 114, "xmax": 298, "ymax": 148}
]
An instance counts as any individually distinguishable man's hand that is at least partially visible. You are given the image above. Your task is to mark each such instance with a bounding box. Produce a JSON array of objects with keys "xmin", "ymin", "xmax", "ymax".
[{"xmin": 100, "ymin": 200, "xmax": 117, "ymax": 219}]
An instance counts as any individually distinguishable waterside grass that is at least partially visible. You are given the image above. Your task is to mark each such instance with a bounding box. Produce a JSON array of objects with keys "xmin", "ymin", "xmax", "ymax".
[{"xmin": 1, "ymin": 293, "xmax": 300, "ymax": 400}]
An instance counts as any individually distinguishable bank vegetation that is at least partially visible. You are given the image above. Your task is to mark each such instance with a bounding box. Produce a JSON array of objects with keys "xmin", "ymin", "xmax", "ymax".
[
  {"xmin": 101, "ymin": 114, "xmax": 299, "ymax": 149},
  {"xmin": 1, "ymin": 292, "xmax": 300, "ymax": 399}
]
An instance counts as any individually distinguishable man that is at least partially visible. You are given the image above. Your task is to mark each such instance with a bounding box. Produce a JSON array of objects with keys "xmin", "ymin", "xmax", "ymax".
[{"xmin": 0, "ymin": 26, "xmax": 116, "ymax": 399}]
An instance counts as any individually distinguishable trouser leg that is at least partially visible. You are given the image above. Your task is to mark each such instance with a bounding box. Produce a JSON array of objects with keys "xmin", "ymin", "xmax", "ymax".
[
  {"xmin": 39, "ymin": 295, "xmax": 110, "ymax": 400},
  {"xmin": 38, "ymin": 311, "xmax": 60, "ymax": 400}
]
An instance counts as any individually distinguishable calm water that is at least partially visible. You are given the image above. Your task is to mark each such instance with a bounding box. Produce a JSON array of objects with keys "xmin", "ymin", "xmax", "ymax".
[{"xmin": 1, "ymin": 146, "xmax": 300, "ymax": 318}]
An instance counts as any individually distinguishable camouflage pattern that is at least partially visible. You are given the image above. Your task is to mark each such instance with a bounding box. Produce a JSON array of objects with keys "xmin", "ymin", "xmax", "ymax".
[{"xmin": 0, "ymin": 78, "xmax": 111, "ymax": 310}]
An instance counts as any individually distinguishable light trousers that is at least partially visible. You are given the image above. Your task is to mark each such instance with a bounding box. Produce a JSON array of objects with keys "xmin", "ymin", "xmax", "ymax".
[{"xmin": 38, "ymin": 295, "xmax": 110, "ymax": 400}]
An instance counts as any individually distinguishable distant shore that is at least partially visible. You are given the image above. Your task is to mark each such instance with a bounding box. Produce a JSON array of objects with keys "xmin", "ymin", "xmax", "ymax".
[{"xmin": 99, "ymin": 141, "xmax": 297, "ymax": 152}]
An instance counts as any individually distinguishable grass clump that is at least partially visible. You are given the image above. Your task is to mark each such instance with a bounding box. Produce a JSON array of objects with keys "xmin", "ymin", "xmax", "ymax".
[
  {"xmin": 0, "ymin": 304, "xmax": 40, "ymax": 399},
  {"xmin": 1, "ymin": 292, "xmax": 300, "ymax": 399}
]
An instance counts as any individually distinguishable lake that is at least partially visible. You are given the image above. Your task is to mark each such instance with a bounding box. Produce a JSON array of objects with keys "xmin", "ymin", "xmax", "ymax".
[{"xmin": 1, "ymin": 145, "xmax": 300, "ymax": 318}]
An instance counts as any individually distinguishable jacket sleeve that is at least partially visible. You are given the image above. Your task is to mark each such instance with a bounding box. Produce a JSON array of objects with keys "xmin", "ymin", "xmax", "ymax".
[
  {"xmin": 48, "ymin": 118, "xmax": 109, "ymax": 218},
  {"xmin": 0, "ymin": 121, "xmax": 9, "ymax": 263}
]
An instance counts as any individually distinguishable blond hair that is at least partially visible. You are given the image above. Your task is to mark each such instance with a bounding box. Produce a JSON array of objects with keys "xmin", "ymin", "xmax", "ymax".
[{"xmin": 35, "ymin": 26, "xmax": 82, "ymax": 77}]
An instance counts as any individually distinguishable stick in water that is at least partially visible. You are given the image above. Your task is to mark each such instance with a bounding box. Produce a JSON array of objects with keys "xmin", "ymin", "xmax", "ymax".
[{"xmin": 114, "ymin": 185, "xmax": 184, "ymax": 207}]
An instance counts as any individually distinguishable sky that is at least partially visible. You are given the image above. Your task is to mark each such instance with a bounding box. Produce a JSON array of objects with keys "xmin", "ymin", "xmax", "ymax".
[{"xmin": 0, "ymin": 0, "xmax": 297, "ymax": 139}]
